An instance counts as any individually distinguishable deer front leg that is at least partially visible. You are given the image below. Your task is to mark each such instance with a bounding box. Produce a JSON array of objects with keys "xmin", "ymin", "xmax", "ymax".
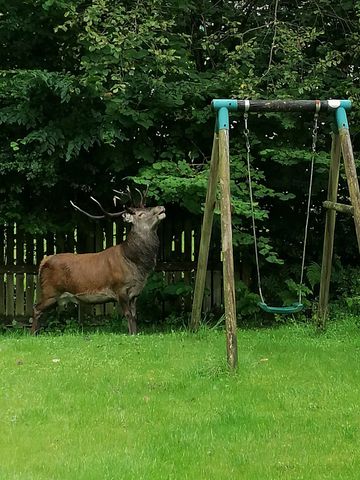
[
  {"xmin": 120, "ymin": 297, "xmax": 138, "ymax": 335},
  {"xmin": 129, "ymin": 297, "xmax": 138, "ymax": 334}
]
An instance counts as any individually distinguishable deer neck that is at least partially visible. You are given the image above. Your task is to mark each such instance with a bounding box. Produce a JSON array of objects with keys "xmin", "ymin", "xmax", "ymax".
[{"xmin": 122, "ymin": 227, "xmax": 160, "ymax": 275}]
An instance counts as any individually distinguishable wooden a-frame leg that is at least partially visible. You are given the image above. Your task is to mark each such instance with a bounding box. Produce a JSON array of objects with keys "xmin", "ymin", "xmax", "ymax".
[
  {"xmin": 190, "ymin": 132, "xmax": 220, "ymax": 331},
  {"xmin": 340, "ymin": 129, "xmax": 360, "ymax": 251},
  {"xmin": 318, "ymin": 133, "xmax": 341, "ymax": 329}
]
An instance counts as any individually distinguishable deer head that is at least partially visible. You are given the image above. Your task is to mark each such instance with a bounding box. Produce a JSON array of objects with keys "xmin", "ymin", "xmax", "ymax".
[{"xmin": 70, "ymin": 187, "xmax": 165, "ymax": 231}]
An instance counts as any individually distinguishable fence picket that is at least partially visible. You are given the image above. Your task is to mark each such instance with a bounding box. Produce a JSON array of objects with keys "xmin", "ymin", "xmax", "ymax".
[
  {"xmin": 105, "ymin": 222, "xmax": 114, "ymax": 249},
  {"xmin": 173, "ymin": 220, "xmax": 183, "ymax": 311},
  {"xmin": 76, "ymin": 223, "xmax": 88, "ymax": 253},
  {"xmin": 35, "ymin": 235, "xmax": 45, "ymax": 303},
  {"xmin": 65, "ymin": 230, "xmax": 75, "ymax": 253},
  {"xmin": 15, "ymin": 229, "xmax": 25, "ymax": 316},
  {"xmin": 45, "ymin": 233, "xmax": 53, "ymax": 256},
  {"xmin": 203, "ymin": 271, "xmax": 212, "ymax": 312},
  {"xmin": 86, "ymin": 224, "xmax": 96, "ymax": 253},
  {"xmin": 183, "ymin": 219, "xmax": 193, "ymax": 310},
  {"xmin": 5, "ymin": 225, "xmax": 15, "ymax": 317},
  {"xmin": 0, "ymin": 226, "xmax": 5, "ymax": 316},
  {"xmin": 55, "ymin": 232, "xmax": 65, "ymax": 254},
  {"xmin": 116, "ymin": 222, "xmax": 125, "ymax": 245},
  {"xmin": 25, "ymin": 234, "xmax": 35, "ymax": 317},
  {"xmin": 163, "ymin": 218, "xmax": 173, "ymax": 297},
  {"xmin": 212, "ymin": 270, "xmax": 222, "ymax": 309}
]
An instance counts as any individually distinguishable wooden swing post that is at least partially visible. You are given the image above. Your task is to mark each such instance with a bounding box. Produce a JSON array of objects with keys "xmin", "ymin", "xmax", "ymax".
[
  {"xmin": 317, "ymin": 133, "xmax": 341, "ymax": 327},
  {"xmin": 218, "ymin": 114, "xmax": 238, "ymax": 369}
]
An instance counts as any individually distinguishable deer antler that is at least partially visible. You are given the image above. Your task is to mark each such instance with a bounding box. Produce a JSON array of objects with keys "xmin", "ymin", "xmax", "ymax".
[
  {"xmin": 90, "ymin": 197, "xmax": 125, "ymax": 218},
  {"xmin": 126, "ymin": 186, "xmax": 134, "ymax": 205},
  {"xmin": 112, "ymin": 185, "xmax": 149, "ymax": 208},
  {"xmin": 70, "ymin": 200, "xmax": 106, "ymax": 220},
  {"xmin": 142, "ymin": 185, "xmax": 149, "ymax": 205},
  {"xmin": 70, "ymin": 196, "xmax": 126, "ymax": 220},
  {"xmin": 134, "ymin": 188, "xmax": 144, "ymax": 207},
  {"xmin": 134, "ymin": 186, "xmax": 149, "ymax": 207}
]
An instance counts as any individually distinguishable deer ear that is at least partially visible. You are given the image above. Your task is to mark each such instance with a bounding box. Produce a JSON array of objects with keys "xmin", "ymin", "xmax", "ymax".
[{"xmin": 122, "ymin": 212, "xmax": 134, "ymax": 223}]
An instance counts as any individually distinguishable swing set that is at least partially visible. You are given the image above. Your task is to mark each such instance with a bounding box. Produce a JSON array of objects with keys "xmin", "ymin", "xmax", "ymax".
[{"xmin": 190, "ymin": 99, "xmax": 360, "ymax": 369}]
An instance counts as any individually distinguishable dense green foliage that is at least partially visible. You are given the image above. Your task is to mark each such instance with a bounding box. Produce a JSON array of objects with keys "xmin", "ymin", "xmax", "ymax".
[
  {"xmin": 1, "ymin": 1, "xmax": 360, "ymax": 308},
  {"xmin": 2, "ymin": 321, "xmax": 360, "ymax": 478}
]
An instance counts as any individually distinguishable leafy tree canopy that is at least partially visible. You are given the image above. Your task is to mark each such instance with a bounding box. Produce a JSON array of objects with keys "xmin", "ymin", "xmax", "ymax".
[{"xmin": 0, "ymin": 0, "xmax": 359, "ymax": 279}]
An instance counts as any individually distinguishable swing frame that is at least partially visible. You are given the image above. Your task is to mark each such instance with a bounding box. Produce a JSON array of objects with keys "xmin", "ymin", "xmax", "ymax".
[{"xmin": 190, "ymin": 99, "xmax": 359, "ymax": 369}]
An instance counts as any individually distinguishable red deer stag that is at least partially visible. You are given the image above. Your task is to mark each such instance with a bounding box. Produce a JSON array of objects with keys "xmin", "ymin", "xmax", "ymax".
[{"xmin": 30, "ymin": 189, "xmax": 165, "ymax": 334}]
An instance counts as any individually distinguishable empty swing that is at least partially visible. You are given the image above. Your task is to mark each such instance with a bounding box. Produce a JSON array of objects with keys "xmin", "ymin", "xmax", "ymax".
[{"xmin": 243, "ymin": 100, "xmax": 320, "ymax": 314}]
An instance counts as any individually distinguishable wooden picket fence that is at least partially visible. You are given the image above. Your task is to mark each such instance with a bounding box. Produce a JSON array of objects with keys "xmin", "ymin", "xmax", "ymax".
[{"xmin": 0, "ymin": 216, "xmax": 224, "ymax": 325}]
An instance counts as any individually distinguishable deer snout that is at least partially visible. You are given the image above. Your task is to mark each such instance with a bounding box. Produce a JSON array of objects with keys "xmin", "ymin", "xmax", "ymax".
[{"xmin": 157, "ymin": 206, "xmax": 166, "ymax": 219}]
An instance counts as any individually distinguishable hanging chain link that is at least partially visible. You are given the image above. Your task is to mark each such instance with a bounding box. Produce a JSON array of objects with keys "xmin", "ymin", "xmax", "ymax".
[
  {"xmin": 244, "ymin": 113, "xmax": 265, "ymax": 303},
  {"xmin": 312, "ymin": 113, "xmax": 319, "ymax": 152},
  {"xmin": 298, "ymin": 110, "xmax": 319, "ymax": 303},
  {"xmin": 244, "ymin": 113, "xmax": 251, "ymax": 153}
]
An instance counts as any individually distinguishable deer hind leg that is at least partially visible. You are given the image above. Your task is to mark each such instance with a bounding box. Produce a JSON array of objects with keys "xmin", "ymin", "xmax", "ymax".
[{"xmin": 31, "ymin": 290, "xmax": 58, "ymax": 334}]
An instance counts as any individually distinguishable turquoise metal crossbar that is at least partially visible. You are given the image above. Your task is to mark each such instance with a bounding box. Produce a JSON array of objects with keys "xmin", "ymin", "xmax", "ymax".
[
  {"xmin": 212, "ymin": 99, "xmax": 352, "ymax": 112},
  {"xmin": 212, "ymin": 99, "xmax": 352, "ymax": 132}
]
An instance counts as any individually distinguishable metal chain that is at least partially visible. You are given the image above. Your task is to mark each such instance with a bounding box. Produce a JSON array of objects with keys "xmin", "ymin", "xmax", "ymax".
[
  {"xmin": 244, "ymin": 113, "xmax": 265, "ymax": 303},
  {"xmin": 298, "ymin": 111, "xmax": 319, "ymax": 303}
]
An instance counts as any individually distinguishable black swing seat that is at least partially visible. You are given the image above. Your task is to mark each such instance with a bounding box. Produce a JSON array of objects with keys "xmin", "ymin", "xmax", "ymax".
[{"xmin": 258, "ymin": 302, "xmax": 304, "ymax": 314}]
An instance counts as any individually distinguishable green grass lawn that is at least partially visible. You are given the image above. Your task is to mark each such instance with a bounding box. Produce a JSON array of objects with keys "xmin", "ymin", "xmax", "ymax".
[{"xmin": 1, "ymin": 318, "xmax": 360, "ymax": 479}]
